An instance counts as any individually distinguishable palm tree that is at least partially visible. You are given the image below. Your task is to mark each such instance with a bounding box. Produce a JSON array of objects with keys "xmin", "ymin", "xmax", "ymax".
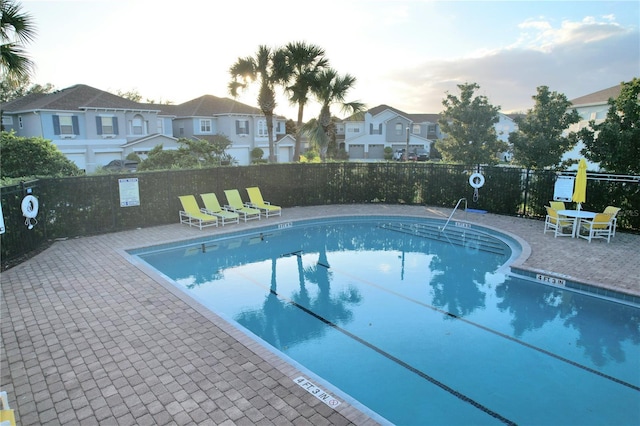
[
  {"xmin": 228, "ymin": 45, "xmax": 286, "ymax": 163},
  {"xmin": 305, "ymin": 68, "xmax": 364, "ymax": 160},
  {"xmin": 1, "ymin": 0, "xmax": 36, "ymax": 81},
  {"xmin": 282, "ymin": 41, "xmax": 329, "ymax": 161}
]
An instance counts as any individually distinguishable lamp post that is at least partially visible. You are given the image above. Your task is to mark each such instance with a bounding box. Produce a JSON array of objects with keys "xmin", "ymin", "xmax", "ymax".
[{"xmin": 405, "ymin": 126, "xmax": 410, "ymax": 161}]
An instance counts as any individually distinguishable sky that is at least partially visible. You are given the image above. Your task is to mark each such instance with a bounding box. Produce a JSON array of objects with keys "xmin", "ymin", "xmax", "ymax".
[{"xmin": 18, "ymin": 0, "xmax": 640, "ymax": 121}]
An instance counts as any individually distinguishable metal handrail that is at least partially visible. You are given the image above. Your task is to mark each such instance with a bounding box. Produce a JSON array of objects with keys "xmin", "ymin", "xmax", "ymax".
[{"xmin": 440, "ymin": 198, "xmax": 467, "ymax": 232}]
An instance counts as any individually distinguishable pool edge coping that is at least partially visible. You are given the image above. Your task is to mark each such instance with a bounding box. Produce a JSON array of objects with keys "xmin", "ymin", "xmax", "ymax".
[
  {"xmin": 124, "ymin": 212, "xmax": 640, "ymax": 305},
  {"xmin": 120, "ymin": 245, "xmax": 394, "ymax": 426}
]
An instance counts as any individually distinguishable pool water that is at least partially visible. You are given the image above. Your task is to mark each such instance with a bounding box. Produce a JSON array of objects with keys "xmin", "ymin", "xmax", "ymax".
[{"xmin": 133, "ymin": 217, "xmax": 640, "ymax": 426}]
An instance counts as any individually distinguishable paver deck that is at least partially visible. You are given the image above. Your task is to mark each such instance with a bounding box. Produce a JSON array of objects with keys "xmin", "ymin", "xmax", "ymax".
[{"xmin": 2, "ymin": 204, "xmax": 639, "ymax": 425}]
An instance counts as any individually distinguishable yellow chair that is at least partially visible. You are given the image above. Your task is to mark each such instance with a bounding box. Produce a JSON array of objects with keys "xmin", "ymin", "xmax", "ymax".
[
  {"xmin": 199, "ymin": 193, "xmax": 240, "ymax": 226},
  {"xmin": 550, "ymin": 201, "xmax": 566, "ymax": 211},
  {"xmin": 603, "ymin": 206, "xmax": 621, "ymax": 236},
  {"xmin": 544, "ymin": 206, "xmax": 575, "ymax": 237},
  {"xmin": 223, "ymin": 189, "xmax": 261, "ymax": 222},
  {"xmin": 246, "ymin": 187, "xmax": 282, "ymax": 218},
  {"xmin": 578, "ymin": 213, "xmax": 615, "ymax": 243},
  {"xmin": 0, "ymin": 391, "xmax": 16, "ymax": 426},
  {"xmin": 178, "ymin": 195, "xmax": 218, "ymax": 229}
]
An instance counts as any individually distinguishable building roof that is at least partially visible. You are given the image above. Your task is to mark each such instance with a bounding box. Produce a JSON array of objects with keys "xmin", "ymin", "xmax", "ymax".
[
  {"xmin": 1, "ymin": 84, "xmax": 158, "ymax": 113},
  {"xmin": 367, "ymin": 104, "xmax": 407, "ymax": 118},
  {"xmin": 345, "ymin": 104, "xmax": 441, "ymax": 123},
  {"xmin": 570, "ymin": 84, "xmax": 622, "ymax": 107},
  {"xmin": 160, "ymin": 94, "xmax": 278, "ymax": 118},
  {"xmin": 410, "ymin": 113, "xmax": 440, "ymax": 123},
  {"xmin": 1, "ymin": 85, "xmax": 276, "ymax": 120}
]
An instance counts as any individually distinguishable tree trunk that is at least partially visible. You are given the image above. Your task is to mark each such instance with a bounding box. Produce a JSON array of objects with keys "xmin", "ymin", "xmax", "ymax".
[
  {"xmin": 266, "ymin": 111, "xmax": 276, "ymax": 163},
  {"xmin": 293, "ymin": 104, "xmax": 304, "ymax": 162}
]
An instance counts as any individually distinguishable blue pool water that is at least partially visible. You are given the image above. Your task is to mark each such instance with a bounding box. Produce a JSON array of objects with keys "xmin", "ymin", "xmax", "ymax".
[{"xmin": 131, "ymin": 217, "xmax": 640, "ymax": 426}]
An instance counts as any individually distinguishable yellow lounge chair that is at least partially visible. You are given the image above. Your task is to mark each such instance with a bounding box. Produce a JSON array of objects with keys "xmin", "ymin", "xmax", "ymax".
[
  {"xmin": 246, "ymin": 187, "xmax": 282, "ymax": 218},
  {"xmin": 223, "ymin": 189, "xmax": 261, "ymax": 222},
  {"xmin": 199, "ymin": 193, "xmax": 240, "ymax": 226},
  {"xmin": 544, "ymin": 206, "xmax": 575, "ymax": 237},
  {"xmin": 550, "ymin": 201, "xmax": 566, "ymax": 211},
  {"xmin": 178, "ymin": 195, "xmax": 218, "ymax": 229},
  {"xmin": 578, "ymin": 213, "xmax": 615, "ymax": 243},
  {"xmin": 0, "ymin": 391, "xmax": 16, "ymax": 426},
  {"xmin": 603, "ymin": 206, "xmax": 621, "ymax": 236}
]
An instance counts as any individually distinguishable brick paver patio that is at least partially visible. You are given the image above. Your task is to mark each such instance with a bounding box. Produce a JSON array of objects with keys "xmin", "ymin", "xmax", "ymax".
[{"xmin": 1, "ymin": 204, "xmax": 638, "ymax": 425}]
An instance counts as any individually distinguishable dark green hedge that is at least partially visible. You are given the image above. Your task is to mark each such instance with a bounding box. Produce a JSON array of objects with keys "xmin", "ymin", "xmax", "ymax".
[{"xmin": 2, "ymin": 163, "xmax": 638, "ymax": 266}]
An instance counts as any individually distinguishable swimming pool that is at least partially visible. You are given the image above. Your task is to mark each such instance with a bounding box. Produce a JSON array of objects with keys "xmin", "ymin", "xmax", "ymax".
[{"xmin": 130, "ymin": 216, "xmax": 640, "ymax": 425}]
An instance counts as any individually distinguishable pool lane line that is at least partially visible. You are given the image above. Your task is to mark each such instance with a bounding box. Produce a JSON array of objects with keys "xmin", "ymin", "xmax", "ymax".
[
  {"xmin": 333, "ymin": 266, "xmax": 640, "ymax": 393},
  {"xmin": 273, "ymin": 288, "xmax": 518, "ymax": 426},
  {"xmin": 231, "ymin": 269, "xmax": 517, "ymax": 426}
]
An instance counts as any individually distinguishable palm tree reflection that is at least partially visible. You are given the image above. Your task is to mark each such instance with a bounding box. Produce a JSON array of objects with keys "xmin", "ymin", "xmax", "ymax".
[{"xmin": 235, "ymin": 235, "xmax": 361, "ymax": 350}]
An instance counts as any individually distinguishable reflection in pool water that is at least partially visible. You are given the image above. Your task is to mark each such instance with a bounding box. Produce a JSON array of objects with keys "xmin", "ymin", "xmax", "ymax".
[{"xmin": 134, "ymin": 217, "xmax": 640, "ymax": 426}]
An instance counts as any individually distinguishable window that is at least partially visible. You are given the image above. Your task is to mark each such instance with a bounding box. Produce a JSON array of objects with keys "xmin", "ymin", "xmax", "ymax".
[
  {"xmin": 412, "ymin": 124, "xmax": 421, "ymax": 134},
  {"xmin": 18, "ymin": 116, "xmax": 22, "ymax": 128},
  {"xmin": 157, "ymin": 119, "xmax": 164, "ymax": 135},
  {"xmin": 2, "ymin": 115, "xmax": 13, "ymax": 126},
  {"xmin": 236, "ymin": 120, "xmax": 249, "ymax": 135},
  {"xmin": 102, "ymin": 117, "xmax": 114, "ymax": 134},
  {"xmin": 395, "ymin": 123, "xmax": 404, "ymax": 135},
  {"xmin": 369, "ymin": 123, "xmax": 383, "ymax": 134},
  {"xmin": 257, "ymin": 120, "xmax": 268, "ymax": 137},
  {"xmin": 96, "ymin": 116, "xmax": 118, "ymax": 135},
  {"xmin": 200, "ymin": 119, "xmax": 211, "ymax": 133},
  {"xmin": 53, "ymin": 115, "xmax": 79, "ymax": 135},
  {"xmin": 60, "ymin": 116, "xmax": 74, "ymax": 134},
  {"xmin": 130, "ymin": 114, "xmax": 145, "ymax": 135}
]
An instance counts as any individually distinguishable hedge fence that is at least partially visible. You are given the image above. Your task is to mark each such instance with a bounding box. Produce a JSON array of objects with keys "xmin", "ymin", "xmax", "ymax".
[{"xmin": 2, "ymin": 162, "xmax": 639, "ymax": 267}]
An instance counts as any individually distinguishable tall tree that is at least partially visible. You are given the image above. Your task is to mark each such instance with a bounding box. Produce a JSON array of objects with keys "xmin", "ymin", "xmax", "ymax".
[
  {"xmin": 578, "ymin": 78, "xmax": 640, "ymax": 174},
  {"xmin": 228, "ymin": 45, "xmax": 287, "ymax": 163},
  {"xmin": 305, "ymin": 68, "xmax": 364, "ymax": 160},
  {"xmin": 115, "ymin": 88, "xmax": 143, "ymax": 102},
  {"xmin": 509, "ymin": 86, "xmax": 580, "ymax": 169},
  {"xmin": 438, "ymin": 82, "xmax": 505, "ymax": 165},
  {"xmin": 282, "ymin": 41, "xmax": 329, "ymax": 161},
  {"xmin": 0, "ymin": 76, "xmax": 52, "ymax": 103},
  {"xmin": 0, "ymin": 0, "xmax": 36, "ymax": 82}
]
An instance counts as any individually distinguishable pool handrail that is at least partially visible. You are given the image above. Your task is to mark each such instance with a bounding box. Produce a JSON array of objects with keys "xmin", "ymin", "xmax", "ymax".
[{"xmin": 440, "ymin": 197, "xmax": 467, "ymax": 233}]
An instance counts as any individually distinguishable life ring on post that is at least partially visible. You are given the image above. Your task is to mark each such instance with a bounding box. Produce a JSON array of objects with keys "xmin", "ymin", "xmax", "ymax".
[
  {"xmin": 21, "ymin": 195, "xmax": 39, "ymax": 218},
  {"xmin": 21, "ymin": 195, "xmax": 39, "ymax": 230},
  {"xmin": 469, "ymin": 173, "xmax": 485, "ymax": 189}
]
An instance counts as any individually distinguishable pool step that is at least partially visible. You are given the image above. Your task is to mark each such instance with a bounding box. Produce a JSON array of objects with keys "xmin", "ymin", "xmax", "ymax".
[{"xmin": 379, "ymin": 222, "xmax": 508, "ymax": 255}]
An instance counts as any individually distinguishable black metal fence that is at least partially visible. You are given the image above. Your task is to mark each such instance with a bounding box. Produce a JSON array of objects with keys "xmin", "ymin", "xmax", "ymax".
[{"xmin": 2, "ymin": 163, "xmax": 639, "ymax": 268}]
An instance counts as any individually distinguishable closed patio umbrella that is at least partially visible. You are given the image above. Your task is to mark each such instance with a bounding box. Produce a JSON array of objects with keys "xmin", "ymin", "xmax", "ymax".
[{"xmin": 572, "ymin": 158, "xmax": 587, "ymax": 210}]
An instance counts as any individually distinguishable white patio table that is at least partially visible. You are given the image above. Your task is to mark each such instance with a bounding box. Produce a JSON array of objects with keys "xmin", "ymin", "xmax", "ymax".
[{"xmin": 557, "ymin": 209, "xmax": 597, "ymax": 238}]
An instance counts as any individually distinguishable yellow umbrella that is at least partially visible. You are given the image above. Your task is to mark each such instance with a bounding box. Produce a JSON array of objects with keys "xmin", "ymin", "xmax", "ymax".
[{"xmin": 572, "ymin": 158, "xmax": 587, "ymax": 210}]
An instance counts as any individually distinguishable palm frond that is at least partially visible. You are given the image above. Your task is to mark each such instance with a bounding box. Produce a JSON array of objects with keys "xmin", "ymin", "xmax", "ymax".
[
  {"xmin": 0, "ymin": 42, "xmax": 33, "ymax": 79},
  {"xmin": 1, "ymin": 0, "xmax": 37, "ymax": 44}
]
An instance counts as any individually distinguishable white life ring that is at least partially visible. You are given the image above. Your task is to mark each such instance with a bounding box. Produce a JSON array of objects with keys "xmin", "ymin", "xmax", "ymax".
[
  {"xmin": 21, "ymin": 195, "xmax": 39, "ymax": 218},
  {"xmin": 469, "ymin": 173, "xmax": 485, "ymax": 189}
]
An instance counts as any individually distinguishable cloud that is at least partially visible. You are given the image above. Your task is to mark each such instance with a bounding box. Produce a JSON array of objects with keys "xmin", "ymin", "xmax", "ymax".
[
  {"xmin": 384, "ymin": 16, "xmax": 639, "ymax": 114},
  {"xmin": 23, "ymin": 2, "xmax": 639, "ymax": 122},
  {"xmin": 514, "ymin": 16, "xmax": 632, "ymax": 52}
]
